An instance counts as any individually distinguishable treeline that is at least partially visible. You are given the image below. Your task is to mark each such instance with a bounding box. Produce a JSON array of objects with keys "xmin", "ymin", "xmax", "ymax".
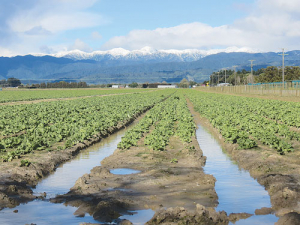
[
  {"xmin": 255, "ymin": 66, "xmax": 300, "ymax": 83},
  {"xmin": 28, "ymin": 81, "xmax": 88, "ymax": 88},
  {"xmin": 210, "ymin": 66, "xmax": 300, "ymax": 85},
  {"xmin": 0, "ymin": 78, "xmax": 21, "ymax": 87}
]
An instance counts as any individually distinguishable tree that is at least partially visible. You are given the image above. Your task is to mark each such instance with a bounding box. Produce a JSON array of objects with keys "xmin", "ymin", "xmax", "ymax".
[
  {"xmin": 40, "ymin": 82, "xmax": 46, "ymax": 88},
  {"xmin": 7, "ymin": 78, "xmax": 21, "ymax": 87},
  {"xmin": 178, "ymin": 78, "xmax": 189, "ymax": 88},
  {"xmin": 129, "ymin": 82, "xmax": 138, "ymax": 88},
  {"xmin": 189, "ymin": 81, "xmax": 197, "ymax": 86},
  {"xmin": 0, "ymin": 79, "xmax": 6, "ymax": 87}
]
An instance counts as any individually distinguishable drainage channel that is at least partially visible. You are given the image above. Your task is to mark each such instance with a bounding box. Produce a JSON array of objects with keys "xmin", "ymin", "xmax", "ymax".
[
  {"xmin": 0, "ymin": 121, "xmax": 153, "ymax": 225},
  {"xmin": 196, "ymin": 125, "xmax": 279, "ymax": 225}
]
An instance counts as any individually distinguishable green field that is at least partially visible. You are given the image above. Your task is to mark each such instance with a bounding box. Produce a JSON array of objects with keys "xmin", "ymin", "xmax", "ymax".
[
  {"xmin": 1, "ymin": 88, "xmax": 300, "ymax": 162},
  {"xmin": 0, "ymin": 90, "xmax": 173, "ymax": 161},
  {"xmin": 186, "ymin": 90, "xmax": 300, "ymax": 154},
  {"xmin": 0, "ymin": 88, "xmax": 152, "ymax": 103}
]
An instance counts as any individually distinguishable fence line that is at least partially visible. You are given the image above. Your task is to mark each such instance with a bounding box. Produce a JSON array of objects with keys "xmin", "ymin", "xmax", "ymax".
[{"xmin": 197, "ymin": 83, "xmax": 300, "ymax": 97}]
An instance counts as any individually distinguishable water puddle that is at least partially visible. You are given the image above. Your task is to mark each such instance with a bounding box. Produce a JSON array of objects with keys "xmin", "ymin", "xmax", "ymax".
[
  {"xmin": 119, "ymin": 209, "xmax": 155, "ymax": 225},
  {"xmin": 0, "ymin": 124, "xmax": 145, "ymax": 225},
  {"xmin": 0, "ymin": 200, "xmax": 97, "ymax": 225},
  {"xmin": 110, "ymin": 168, "xmax": 141, "ymax": 175},
  {"xmin": 34, "ymin": 130, "xmax": 127, "ymax": 199},
  {"xmin": 0, "ymin": 122, "xmax": 279, "ymax": 224},
  {"xmin": 196, "ymin": 125, "xmax": 279, "ymax": 224}
]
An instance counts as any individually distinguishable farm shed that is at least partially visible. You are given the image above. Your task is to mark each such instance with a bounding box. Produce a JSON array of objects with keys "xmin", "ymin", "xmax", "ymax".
[{"xmin": 157, "ymin": 85, "xmax": 177, "ymax": 88}]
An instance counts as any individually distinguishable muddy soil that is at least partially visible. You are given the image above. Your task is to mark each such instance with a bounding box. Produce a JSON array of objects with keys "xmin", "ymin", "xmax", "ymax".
[
  {"xmin": 0, "ymin": 106, "xmax": 153, "ymax": 210},
  {"xmin": 186, "ymin": 97, "xmax": 300, "ymax": 222},
  {"xmin": 53, "ymin": 130, "xmax": 224, "ymax": 223}
]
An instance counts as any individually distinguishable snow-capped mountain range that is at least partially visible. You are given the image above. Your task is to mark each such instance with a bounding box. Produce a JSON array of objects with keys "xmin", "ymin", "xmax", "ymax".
[
  {"xmin": 32, "ymin": 46, "xmax": 259, "ymax": 62},
  {"xmin": 2, "ymin": 47, "xmax": 300, "ymax": 84}
]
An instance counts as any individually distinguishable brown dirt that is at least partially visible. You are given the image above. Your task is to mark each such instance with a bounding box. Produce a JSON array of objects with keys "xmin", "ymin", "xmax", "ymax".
[
  {"xmin": 146, "ymin": 204, "xmax": 228, "ymax": 225},
  {"xmin": 53, "ymin": 132, "xmax": 220, "ymax": 222}
]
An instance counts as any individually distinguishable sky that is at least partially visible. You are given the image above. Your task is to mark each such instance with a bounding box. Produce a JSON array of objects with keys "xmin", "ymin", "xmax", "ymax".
[{"xmin": 1, "ymin": 0, "xmax": 300, "ymax": 56}]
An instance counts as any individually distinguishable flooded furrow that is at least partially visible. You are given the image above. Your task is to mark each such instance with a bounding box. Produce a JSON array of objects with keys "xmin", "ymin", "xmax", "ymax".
[
  {"xmin": 196, "ymin": 125, "xmax": 279, "ymax": 225},
  {"xmin": 0, "ymin": 122, "xmax": 281, "ymax": 224},
  {"xmin": 0, "ymin": 124, "xmax": 136, "ymax": 225}
]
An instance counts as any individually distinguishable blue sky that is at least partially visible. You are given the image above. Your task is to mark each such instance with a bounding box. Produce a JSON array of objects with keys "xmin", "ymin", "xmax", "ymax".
[{"xmin": 1, "ymin": 0, "xmax": 300, "ymax": 56}]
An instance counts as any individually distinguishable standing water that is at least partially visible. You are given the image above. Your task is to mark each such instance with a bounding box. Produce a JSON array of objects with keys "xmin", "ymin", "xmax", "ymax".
[
  {"xmin": 196, "ymin": 125, "xmax": 278, "ymax": 225},
  {"xmin": 0, "ymin": 123, "xmax": 153, "ymax": 225},
  {"xmin": 0, "ymin": 123, "xmax": 279, "ymax": 224}
]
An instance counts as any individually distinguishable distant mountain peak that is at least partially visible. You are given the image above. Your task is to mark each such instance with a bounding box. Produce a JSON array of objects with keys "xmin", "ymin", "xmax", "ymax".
[{"xmin": 45, "ymin": 46, "xmax": 259, "ymax": 62}]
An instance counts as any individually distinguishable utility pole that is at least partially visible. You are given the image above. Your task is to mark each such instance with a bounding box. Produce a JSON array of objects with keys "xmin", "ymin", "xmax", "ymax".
[
  {"xmin": 233, "ymin": 66, "xmax": 238, "ymax": 86},
  {"xmin": 279, "ymin": 48, "xmax": 288, "ymax": 89},
  {"xmin": 217, "ymin": 71, "xmax": 220, "ymax": 85},
  {"xmin": 223, "ymin": 68, "xmax": 227, "ymax": 83},
  {"xmin": 249, "ymin": 60, "xmax": 255, "ymax": 84}
]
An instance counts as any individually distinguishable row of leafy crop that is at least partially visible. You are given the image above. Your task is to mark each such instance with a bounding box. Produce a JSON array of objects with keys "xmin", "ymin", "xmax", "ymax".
[
  {"xmin": 0, "ymin": 88, "xmax": 151, "ymax": 103},
  {"xmin": 118, "ymin": 94, "xmax": 196, "ymax": 151},
  {"xmin": 235, "ymin": 97, "xmax": 300, "ymax": 128},
  {"xmin": 0, "ymin": 90, "xmax": 173, "ymax": 162},
  {"xmin": 186, "ymin": 90, "xmax": 300, "ymax": 154}
]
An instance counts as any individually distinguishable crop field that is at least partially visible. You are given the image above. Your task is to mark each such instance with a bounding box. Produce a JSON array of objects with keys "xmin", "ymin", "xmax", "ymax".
[
  {"xmin": 0, "ymin": 88, "xmax": 152, "ymax": 103},
  {"xmin": 0, "ymin": 90, "xmax": 173, "ymax": 162},
  {"xmin": 1, "ymin": 88, "xmax": 300, "ymax": 168},
  {"xmin": 186, "ymin": 90, "xmax": 300, "ymax": 154},
  {"xmin": 118, "ymin": 93, "xmax": 195, "ymax": 150},
  {"xmin": 1, "ymin": 88, "xmax": 300, "ymax": 224}
]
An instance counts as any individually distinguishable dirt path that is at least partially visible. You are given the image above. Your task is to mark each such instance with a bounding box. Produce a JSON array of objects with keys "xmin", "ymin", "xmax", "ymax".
[{"xmin": 185, "ymin": 96, "xmax": 300, "ymax": 223}]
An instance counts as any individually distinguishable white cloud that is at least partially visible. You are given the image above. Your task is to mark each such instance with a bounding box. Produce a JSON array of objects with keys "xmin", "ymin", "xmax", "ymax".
[
  {"xmin": 91, "ymin": 31, "xmax": 102, "ymax": 40},
  {"xmin": 24, "ymin": 26, "xmax": 52, "ymax": 36},
  {"xmin": 0, "ymin": 0, "xmax": 105, "ymax": 56},
  {"xmin": 68, "ymin": 39, "xmax": 93, "ymax": 52},
  {"xmin": 0, "ymin": 47, "xmax": 15, "ymax": 57},
  {"xmin": 103, "ymin": 1, "xmax": 300, "ymax": 52},
  {"xmin": 8, "ymin": 1, "xmax": 105, "ymax": 34}
]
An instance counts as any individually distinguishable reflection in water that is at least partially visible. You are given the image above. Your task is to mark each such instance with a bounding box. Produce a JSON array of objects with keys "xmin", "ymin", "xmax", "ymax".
[
  {"xmin": 34, "ymin": 131, "xmax": 126, "ymax": 198},
  {"xmin": 0, "ymin": 200, "xmax": 97, "ymax": 225},
  {"xmin": 196, "ymin": 125, "xmax": 278, "ymax": 225},
  {"xmin": 110, "ymin": 168, "xmax": 141, "ymax": 175},
  {"xmin": 0, "ymin": 125, "xmax": 136, "ymax": 225},
  {"xmin": 119, "ymin": 209, "xmax": 155, "ymax": 225},
  {"xmin": 0, "ymin": 123, "xmax": 280, "ymax": 225}
]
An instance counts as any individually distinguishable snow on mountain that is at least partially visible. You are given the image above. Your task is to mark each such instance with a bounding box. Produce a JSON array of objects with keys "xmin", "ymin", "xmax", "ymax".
[{"xmin": 30, "ymin": 46, "xmax": 260, "ymax": 62}]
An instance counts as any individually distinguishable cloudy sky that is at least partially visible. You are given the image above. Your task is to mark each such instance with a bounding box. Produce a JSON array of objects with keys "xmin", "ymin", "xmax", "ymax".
[{"xmin": 1, "ymin": 0, "xmax": 300, "ymax": 56}]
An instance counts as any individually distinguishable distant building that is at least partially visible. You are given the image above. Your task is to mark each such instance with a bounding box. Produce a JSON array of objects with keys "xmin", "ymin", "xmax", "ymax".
[
  {"xmin": 145, "ymin": 82, "xmax": 173, "ymax": 88},
  {"xmin": 157, "ymin": 85, "xmax": 177, "ymax": 88},
  {"xmin": 112, "ymin": 85, "xmax": 119, "ymax": 88},
  {"xmin": 217, "ymin": 83, "xmax": 230, "ymax": 87}
]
